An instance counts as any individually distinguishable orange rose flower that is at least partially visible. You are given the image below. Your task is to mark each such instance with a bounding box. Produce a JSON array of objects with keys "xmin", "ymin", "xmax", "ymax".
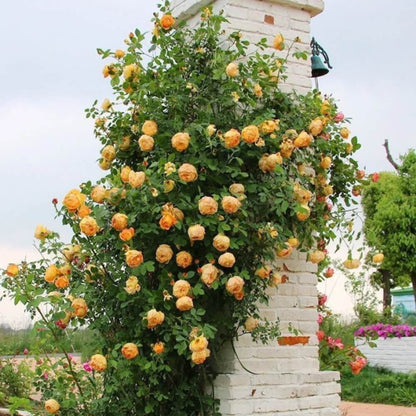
[
  {"xmin": 44, "ymin": 264, "xmax": 59, "ymax": 283},
  {"xmin": 213, "ymin": 234, "xmax": 230, "ymax": 252},
  {"xmin": 244, "ymin": 317, "xmax": 259, "ymax": 332},
  {"xmin": 121, "ymin": 343, "xmax": 139, "ymax": 360},
  {"xmin": 141, "ymin": 120, "xmax": 158, "ymax": 136},
  {"xmin": 101, "ymin": 144, "xmax": 116, "ymax": 161},
  {"xmin": 176, "ymin": 296, "xmax": 194, "ymax": 311},
  {"xmin": 125, "ymin": 250, "xmax": 144, "ymax": 268},
  {"xmin": 188, "ymin": 224, "xmax": 205, "ymax": 241},
  {"xmin": 63, "ymin": 189, "xmax": 86, "ymax": 212},
  {"xmin": 218, "ymin": 252, "xmax": 236, "ymax": 268},
  {"xmin": 229, "ymin": 183, "xmax": 245, "ymax": 196},
  {"xmin": 191, "ymin": 349, "xmax": 210, "ymax": 365},
  {"xmin": 241, "ymin": 125, "xmax": 260, "ymax": 144},
  {"xmin": 124, "ymin": 276, "xmax": 141, "ymax": 294},
  {"xmin": 171, "ymin": 132, "xmax": 190, "ymax": 152},
  {"xmin": 156, "ymin": 244, "xmax": 174, "ymax": 264},
  {"xmin": 146, "ymin": 309, "xmax": 165, "ymax": 328},
  {"xmin": 340, "ymin": 127, "xmax": 350, "ymax": 139},
  {"xmin": 71, "ymin": 298, "xmax": 88, "ymax": 318},
  {"xmin": 6, "ymin": 263, "xmax": 19, "ymax": 277},
  {"xmin": 296, "ymin": 204, "xmax": 311, "ymax": 221},
  {"xmin": 309, "ymin": 250, "xmax": 326, "ymax": 264},
  {"xmin": 226, "ymin": 276, "xmax": 245, "ymax": 295},
  {"xmin": 80, "ymin": 216, "xmax": 100, "ymax": 236},
  {"xmin": 160, "ymin": 14, "xmax": 175, "ymax": 30},
  {"xmin": 176, "ymin": 251, "xmax": 193, "ymax": 268},
  {"xmin": 91, "ymin": 186, "xmax": 106, "ymax": 203},
  {"xmin": 138, "ymin": 134, "xmax": 155, "ymax": 152},
  {"xmin": 120, "ymin": 166, "xmax": 132, "ymax": 183},
  {"xmin": 111, "ymin": 213, "xmax": 128, "ymax": 231},
  {"xmin": 77, "ymin": 205, "xmax": 91, "ymax": 218},
  {"xmin": 272, "ymin": 33, "xmax": 284, "ymax": 50},
  {"xmin": 190, "ymin": 335, "xmax": 208, "ymax": 352},
  {"xmin": 55, "ymin": 274, "xmax": 70, "ymax": 289},
  {"xmin": 223, "ymin": 128, "xmax": 240, "ymax": 148},
  {"xmin": 255, "ymin": 265, "xmax": 272, "ymax": 279},
  {"xmin": 119, "ymin": 227, "xmax": 135, "ymax": 242},
  {"xmin": 221, "ymin": 196, "xmax": 241, "ymax": 214},
  {"xmin": 128, "ymin": 171, "xmax": 146, "ymax": 188},
  {"xmin": 198, "ymin": 196, "xmax": 218, "ymax": 215},
  {"xmin": 178, "ymin": 163, "xmax": 198, "ymax": 182},
  {"xmin": 320, "ymin": 156, "xmax": 332, "ymax": 169},
  {"xmin": 159, "ymin": 212, "xmax": 177, "ymax": 230},
  {"xmin": 153, "ymin": 342, "xmax": 165, "ymax": 354},
  {"xmin": 44, "ymin": 399, "xmax": 60, "ymax": 414},
  {"xmin": 309, "ymin": 118, "xmax": 324, "ymax": 136},
  {"xmin": 280, "ymin": 139, "xmax": 294, "ymax": 158},
  {"xmin": 225, "ymin": 62, "xmax": 239, "ymax": 77},
  {"xmin": 294, "ymin": 131, "xmax": 312, "ymax": 148},
  {"xmin": 34, "ymin": 224, "xmax": 51, "ymax": 240},
  {"xmin": 90, "ymin": 354, "xmax": 107, "ymax": 371},
  {"xmin": 200, "ymin": 264, "xmax": 219, "ymax": 287},
  {"xmin": 173, "ymin": 280, "xmax": 191, "ymax": 298}
]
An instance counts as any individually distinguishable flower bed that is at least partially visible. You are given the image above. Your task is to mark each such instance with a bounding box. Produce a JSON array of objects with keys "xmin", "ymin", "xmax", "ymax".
[
  {"xmin": 354, "ymin": 323, "xmax": 416, "ymax": 339},
  {"xmin": 355, "ymin": 324, "xmax": 416, "ymax": 373}
]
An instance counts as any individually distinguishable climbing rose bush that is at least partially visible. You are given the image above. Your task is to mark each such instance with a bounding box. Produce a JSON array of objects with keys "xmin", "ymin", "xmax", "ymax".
[{"xmin": 2, "ymin": 3, "xmax": 361, "ymax": 415}]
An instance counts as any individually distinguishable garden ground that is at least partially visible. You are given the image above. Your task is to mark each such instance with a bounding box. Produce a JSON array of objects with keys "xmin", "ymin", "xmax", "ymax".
[{"xmin": 341, "ymin": 401, "xmax": 416, "ymax": 416}]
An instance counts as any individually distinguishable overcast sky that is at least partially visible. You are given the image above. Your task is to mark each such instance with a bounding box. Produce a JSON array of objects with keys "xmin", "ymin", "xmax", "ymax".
[{"xmin": 1, "ymin": 1, "xmax": 415, "ymax": 325}]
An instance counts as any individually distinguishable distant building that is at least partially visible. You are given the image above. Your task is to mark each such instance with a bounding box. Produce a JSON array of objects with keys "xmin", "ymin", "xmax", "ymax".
[{"xmin": 392, "ymin": 287, "xmax": 416, "ymax": 315}]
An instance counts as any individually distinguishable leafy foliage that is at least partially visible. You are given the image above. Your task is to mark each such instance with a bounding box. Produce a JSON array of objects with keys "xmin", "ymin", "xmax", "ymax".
[{"xmin": 1, "ymin": 2, "xmax": 361, "ymax": 415}]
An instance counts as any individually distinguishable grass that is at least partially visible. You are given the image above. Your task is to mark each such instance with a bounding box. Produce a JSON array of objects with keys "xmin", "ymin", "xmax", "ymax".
[
  {"xmin": 0, "ymin": 327, "xmax": 102, "ymax": 360},
  {"xmin": 341, "ymin": 365, "xmax": 416, "ymax": 407}
]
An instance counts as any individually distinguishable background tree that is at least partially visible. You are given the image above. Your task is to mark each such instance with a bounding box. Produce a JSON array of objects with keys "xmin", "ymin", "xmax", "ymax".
[{"xmin": 361, "ymin": 146, "xmax": 416, "ymax": 310}]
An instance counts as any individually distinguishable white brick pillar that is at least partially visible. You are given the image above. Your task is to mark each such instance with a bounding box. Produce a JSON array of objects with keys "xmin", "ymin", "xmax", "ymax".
[
  {"xmin": 171, "ymin": 0, "xmax": 340, "ymax": 414},
  {"xmin": 172, "ymin": 0, "xmax": 324, "ymax": 94}
]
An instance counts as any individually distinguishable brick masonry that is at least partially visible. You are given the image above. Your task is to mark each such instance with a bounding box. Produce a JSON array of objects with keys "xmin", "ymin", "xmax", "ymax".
[
  {"xmin": 356, "ymin": 337, "xmax": 416, "ymax": 373},
  {"xmin": 170, "ymin": 0, "xmax": 340, "ymax": 414}
]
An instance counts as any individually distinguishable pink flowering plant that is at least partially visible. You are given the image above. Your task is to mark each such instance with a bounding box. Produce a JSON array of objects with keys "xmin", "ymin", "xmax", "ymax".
[
  {"xmin": 355, "ymin": 323, "xmax": 416, "ymax": 339},
  {"xmin": 1, "ymin": 2, "xmax": 362, "ymax": 415},
  {"xmin": 318, "ymin": 293, "xmax": 367, "ymax": 375}
]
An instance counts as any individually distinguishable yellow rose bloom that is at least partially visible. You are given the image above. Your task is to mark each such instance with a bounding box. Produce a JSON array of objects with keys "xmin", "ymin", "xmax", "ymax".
[
  {"xmin": 138, "ymin": 134, "xmax": 155, "ymax": 152},
  {"xmin": 121, "ymin": 343, "xmax": 139, "ymax": 360},
  {"xmin": 155, "ymin": 244, "xmax": 174, "ymax": 264},
  {"xmin": 146, "ymin": 309, "xmax": 165, "ymax": 328},
  {"xmin": 80, "ymin": 216, "xmax": 100, "ymax": 236},
  {"xmin": 173, "ymin": 280, "xmax": 191, "ymax": 298},
  {"xmin": 223, "ymin": 128, "xmax": 240, "ymax": 148},
  {"xmin": 91, "ymin": 186, "xmax": 106, "ymax": 203},
  {"xmin": 272, "ymin": 33, "xmax": 284, "ymax": 50},
  {"xmin": 125, "ymin": 250, "xmax": 144, "ymax": 268},
  {"xmin": 90, "ymin": 354, "xmax": 107, "ymax": 371},
  {"xmin": 218, "ymin": 252, "xmax": 236, "ymax": 268},
  {"xmin": 141, "ymin": 120, "xmax": 158, "ymax": 136},
  {"xmin": 125, "ymin": 276, "xmax": 141, "ymax": 294},
  {"xmin": 198, "ymin": 196, "xmax": 218, "ymax": 215},
  {"xmin": 63, "ymin": 189, "xmax": 86, "ymax": 212},
  {"xmin": 176, "ymin": 251, "xmax": 193, "ymax": 268},
  {"xmin": 171, "ymin": 132, "xmax": 190, "ymax": 152},
  {"xmin": 188, "ymin": 224, "xmax": 205, "ymax": 241},
  {"xmin": 111, "ymin": 213, "xmax": 128, "ymax": 231},
  {"xmin": 6, "ymin": 263, "xmax": 19, "ymax": 277},
  {"xmin": 213, "ymin": 234, "xmax": 230, "ymax": 252},
  {"xmin": 241, "ymin": 125, "xmax": 260, "ymax": 144},
  {"xmin": 178, "ymin": 163, "xmax": 198, "ymax": 182},
  {"xmin": 44, "ymin": 399, "xmax": 60, "ymax": 414},
  {"xmin": 71, "ymin": 298, "xmax": 88, "ymax": 318},
  {"xmin": 176, "ymin": 296, "xmax": 194, "ymax": 311},
  {"xmin": 221, "ymin": 196, "xmax": 241, "ymax": 214},
  {"xmin": 34, "ymin": 224, "xmax": 51, "ymax": 241},
  {"xmin": 225, "ymin": 62, "xmax": 239, "ymax": 77}
]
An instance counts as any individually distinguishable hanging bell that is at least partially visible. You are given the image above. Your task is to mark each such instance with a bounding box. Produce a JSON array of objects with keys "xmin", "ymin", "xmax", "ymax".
[{"xmin": 311, "ymin": 55, "xmax": 329, "ymax": 78}]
